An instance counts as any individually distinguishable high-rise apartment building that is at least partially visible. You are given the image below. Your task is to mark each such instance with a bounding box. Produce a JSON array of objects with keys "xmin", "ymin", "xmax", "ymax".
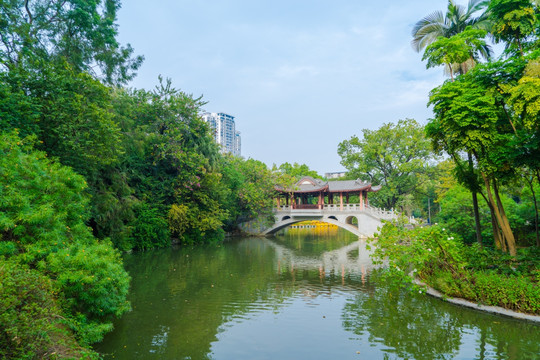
[{"xmin": 201, "ymin": 112, "xmax": 241, "ymax": 156}]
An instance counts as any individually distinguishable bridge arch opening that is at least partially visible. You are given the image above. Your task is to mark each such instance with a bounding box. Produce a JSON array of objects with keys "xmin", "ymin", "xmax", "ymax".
[
  {"xmin": 328, "ymin": 216, "xmax": 338, "ymax": 220},
  {"xmin": 345, "ymin": 216, "xmax": 358, "ymax": 229},
  {"xmin": 282, "ymin": 216, "xmax": 291, "ymax": 221}
]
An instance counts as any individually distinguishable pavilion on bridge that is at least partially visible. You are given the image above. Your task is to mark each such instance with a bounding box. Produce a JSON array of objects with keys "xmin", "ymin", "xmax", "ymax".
[{"xmin": 275, "ymin": 176, "xmax": 381, "ymax": 210}]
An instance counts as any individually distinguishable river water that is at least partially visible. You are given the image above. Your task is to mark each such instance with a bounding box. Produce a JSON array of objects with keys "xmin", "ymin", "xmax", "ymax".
[{"xmin": 94, "ymin": 231, "xmax": 539, "ymax": 360}]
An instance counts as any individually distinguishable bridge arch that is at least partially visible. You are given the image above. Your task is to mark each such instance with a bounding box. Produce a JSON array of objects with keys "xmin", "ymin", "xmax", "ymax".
[
  {"xmin": 345, "ymin": 216, "xmax": 358, "ymax": 228},
  {"xmin": 263, "ymin": 218, "xmax": 368, "ymax": 238}
]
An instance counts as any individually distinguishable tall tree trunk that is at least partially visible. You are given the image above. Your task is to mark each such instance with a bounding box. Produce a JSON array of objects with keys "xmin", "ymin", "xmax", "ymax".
[
  {"xmin": 448, "ymin": 63, "xmax": 454, "ymax": 82},
  {"xmin": 472, "ymin": 191, "xmax": 483, "ymax": 246},
  {"xmin": 493, "ymin": 180, "xmax": 517, "ymax": 256},
  {"xmin": 480, "ymin": 190, "xmax": 504, "ymax": 250},
  {"xmin": 491, "ymin": 211, "xmax": 504, "ymax": 251},
  {"xmin": 525, "ymin": 175, "xmax": 540, "ymax": 247},
  {"xmin": 468, "ymin": 153, "xmax": 483, "ymax": 246},
  {"xmin": 483, "ymin": 173, "xmax": 516, "ymax": 256}
]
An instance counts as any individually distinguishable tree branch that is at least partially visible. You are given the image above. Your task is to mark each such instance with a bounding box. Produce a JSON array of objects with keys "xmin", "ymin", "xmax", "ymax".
[{"xmin": 24, "ymin": 0, "xmax": 33, "ymax": 24}]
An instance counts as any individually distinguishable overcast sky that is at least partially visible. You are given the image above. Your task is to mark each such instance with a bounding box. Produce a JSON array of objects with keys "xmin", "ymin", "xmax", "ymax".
[{"xmin": 116, "ymin": 0, "xmax": 457, "ymax": 175}]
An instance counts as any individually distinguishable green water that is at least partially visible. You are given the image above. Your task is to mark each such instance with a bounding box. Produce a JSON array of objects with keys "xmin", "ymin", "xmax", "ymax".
[{"xmin": 94, "ymin": 232, "xmax": 539, "ymax": 360}]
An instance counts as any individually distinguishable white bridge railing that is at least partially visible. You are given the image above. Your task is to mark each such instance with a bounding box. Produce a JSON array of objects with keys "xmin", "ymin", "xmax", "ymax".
[{"xmin": 275, "ymin": 204, "xmax": 397, "ymax": 220}]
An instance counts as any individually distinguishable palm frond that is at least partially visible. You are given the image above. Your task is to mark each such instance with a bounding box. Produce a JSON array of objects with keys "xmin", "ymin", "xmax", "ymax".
[
  {"xmin": 411, "ymin": 11, "xmax": 447, "ymax": 52},
  {"xmin": 467, "ymin": 0, "xmax": 489, "ymax": 15}
]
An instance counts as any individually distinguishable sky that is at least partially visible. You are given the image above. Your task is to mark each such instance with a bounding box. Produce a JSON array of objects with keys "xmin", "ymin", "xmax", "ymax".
[{"xmin": 116, "ymin": 0, "xmax": 455, "ymax": 175}]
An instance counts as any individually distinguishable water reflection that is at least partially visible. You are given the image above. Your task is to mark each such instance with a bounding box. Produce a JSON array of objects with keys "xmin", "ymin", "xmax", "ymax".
[
  {"xmin": 268, "ymin": 235, "xmax": 374, "ymax": 275},
  {"xmin": 95, "ymin": 232, "xmax": 539, "ymax": 360},
  {"xmin": 342, "ymin": 286, "xmax": 540, "ymax": 360}
]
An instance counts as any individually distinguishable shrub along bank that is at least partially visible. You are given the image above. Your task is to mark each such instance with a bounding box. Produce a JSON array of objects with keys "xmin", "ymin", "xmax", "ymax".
[
  {"xmin": 0, "ymin": 132, "xmax": 130, "ymax": 358},
  {"xmin": 370, "ymin": 219, "xmax": 540, "ymax": 315}
]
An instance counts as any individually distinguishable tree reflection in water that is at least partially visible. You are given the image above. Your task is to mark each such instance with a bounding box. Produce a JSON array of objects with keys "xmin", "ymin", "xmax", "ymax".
[
  {"xmin": 342, "ymin": 282, "xmax": 539, "ymax": 360},
  {"xmin": 96, "ymin": 234, "xmax": 539, "ymax": 360}
]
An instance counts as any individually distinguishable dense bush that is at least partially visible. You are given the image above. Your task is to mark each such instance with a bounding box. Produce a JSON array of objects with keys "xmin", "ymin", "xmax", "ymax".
[
  {"xmin": 131, "ymin": 202, "xmax": 170, "ymax": 250},
  {"xmin": 0, "ymin": 132, "xmax": 130, "ymax": 348},
  {"xmin": 0, "ymin": 258, "xmax": 98, "ymax": 359},
  {"xmin": 371, "ymin": 220, "xmax": 540, "ymax": 314}
]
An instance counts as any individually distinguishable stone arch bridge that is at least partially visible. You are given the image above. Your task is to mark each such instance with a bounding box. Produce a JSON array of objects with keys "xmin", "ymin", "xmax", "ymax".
[
  {"xmin": 240, "ymin": 176, "xmax": 400, "ymax": 237},
  {"xmin": 264, "ymin": 204, "xmax": 397, "ymax": 238}
]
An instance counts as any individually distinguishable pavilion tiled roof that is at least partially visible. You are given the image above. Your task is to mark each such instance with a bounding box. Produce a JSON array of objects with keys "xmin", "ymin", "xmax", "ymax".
[{"xmin": 276, "ymin": 176, "xmax": 380, "ymax": 193}]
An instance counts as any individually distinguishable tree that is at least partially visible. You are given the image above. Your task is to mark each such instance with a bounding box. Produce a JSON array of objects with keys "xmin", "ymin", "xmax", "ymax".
[
  {"xmin": 0, "ymin": 131, "xmax": 130, "ymax": 347},
  {"xmin": 0, "ymin": 0, "xmax": 143, "ymax": 84},
  {"xmin": 427, "ymin": 69, "xmax": 520, "ymax": 255},
  {"xmin": 0, "ymin": 64, "xmax": 123, "ymax": 177},
  {"xmin": 422, "ymin": 27, "xmax": 489, "ymax": 81},
  {"xmin": 0, "ymin": 258, "xmax": 96, "ymax": 359},
  {"xmin": 488, "ymin": 0, "xmax": 538, "ymax": 56},
  {"xmin": 221, "ymin": 156, "xmax": 278, "ymax": 229},
  {"xmin": 273, "ymin": 162, "xmax": 322, "ymax": 180},
  {"xmin": 337, "ymin": 119, "xmax": 433, "ymax": 211},
  {"xmin": 415, "ymin": 2, "xmax": 496, "ymax": 245},
  {"xmin": 110, "ymin": 79, "xmax": 228, "ymax": 246},
  {"xmin": 412, "ymin": 0, "xmax": 492, "ymax": 75}
]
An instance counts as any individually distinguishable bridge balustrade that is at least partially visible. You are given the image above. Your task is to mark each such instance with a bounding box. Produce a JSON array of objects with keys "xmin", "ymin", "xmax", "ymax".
[{"xmin": 275, "ymin": 203, "xmax": 396, "ymax": 218}]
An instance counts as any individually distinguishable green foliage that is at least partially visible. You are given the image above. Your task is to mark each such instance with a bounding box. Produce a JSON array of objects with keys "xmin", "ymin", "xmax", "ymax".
[
  {"xmin": 507, "ymin": 60, "xmax": 540, "ymax": 128},
  {"xmin": 411, "ymin": 0, "xmax": 492, "ymax": 75},
  {"xmin": 0, "ymin": 0, "xmax": 143, "ymax": 84},
  {"xmin": 88, "ymin": 166, "xmax": 138, "ymax": 250},
  {"xmin": 436, "ymin": 184, "xmax": 490, "ymax": 244},
  {"xmin": 489, "ymin": 0, "xmax": 538, "ymax": 55},
  {"xmin": 338, "ymin": 119, "xmax": 433, "ymax": 211},
  {"xmin": 221, "ymin": 156, "xmax": 278, "ymax": 229},
  {"xmin": 46, "ymin": 242, "xmax": 130, "ymax": 336},
  {"xmin": 0, "ymin": 76, "xmax": 41, "ymax": 138},
  {"xmin": 422, "ymin": 28, "xmax": 489, "ymax": 79},
  {"xmin": 0, "ymin": 132, "xmax": 130, "ymax": 346},
  {"xmin": 427, "ymin": 74, "xmax": 501, "ymax": 161},
  {"xmin": 370, "ymin": 220, "xmax": 466, "ymax": 289},
  {"xmin": 0, "ymin": 131, "xmax": 93, "ymax": 246},
  {"xmin": 274, "ymin": 162, "xmax": 322, "ymax": 180},
  {"xmin": 0, "ymin": 65, "xmax": 123, "ymax": 178},
  {"xmin": 472, "ymin": 271, "xmax": 539, "ymax": 312},
  {"xmin": 0, "ymin": 257, "xmax": 99, "ymax": 359},
  {"xmin": 131, "ymin": 203, "xmax": 170, "ymax": 250},
  {"xmin": 435, "ymin": 178, "xmax": 539, "ymax": 247},
  {"xmin": 371, "ymin": 221, "xmax": 539, "ymax": 314}
]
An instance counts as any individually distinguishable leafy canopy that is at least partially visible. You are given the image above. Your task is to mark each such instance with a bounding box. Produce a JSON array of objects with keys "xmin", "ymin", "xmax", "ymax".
[
  {"xmin": 337, "ymin": 119, "xmax": 433, "ymax": 210},
  {"xmin": 0, "ymin": 0, "xmax": 143, "ymax": 84}
]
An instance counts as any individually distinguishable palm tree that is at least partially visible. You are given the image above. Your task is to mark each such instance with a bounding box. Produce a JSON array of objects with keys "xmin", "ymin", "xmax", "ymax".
[
  {"xmin": 413, "ymin": 1, "xmax": 494, "ymax": 246},
  {"xmin": 412, "ymin": 0, "xmax": 493, "ymax": 74}
]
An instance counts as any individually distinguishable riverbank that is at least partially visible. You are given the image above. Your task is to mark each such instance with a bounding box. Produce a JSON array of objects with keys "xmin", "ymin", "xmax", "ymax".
[
  {"xmin": 370, "ymin": 221, "xmax": 540, "ymax": 317},
  {"xmin": 414, "ymin": 279, "xmax": 540, "ymax": 322}
]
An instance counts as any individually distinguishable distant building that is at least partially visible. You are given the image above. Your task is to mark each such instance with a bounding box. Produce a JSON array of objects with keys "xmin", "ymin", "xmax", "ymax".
[
  {"xmin": 325, "ymin": 171, "xmax": 347, "ymax": 179},
  {"xmin": 234, "ymin": 131, "xmax": 241, "ymax": 156},
  {"xmin": 201, "ymin": 112, "xmax": 241, "ymax": 156}
]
